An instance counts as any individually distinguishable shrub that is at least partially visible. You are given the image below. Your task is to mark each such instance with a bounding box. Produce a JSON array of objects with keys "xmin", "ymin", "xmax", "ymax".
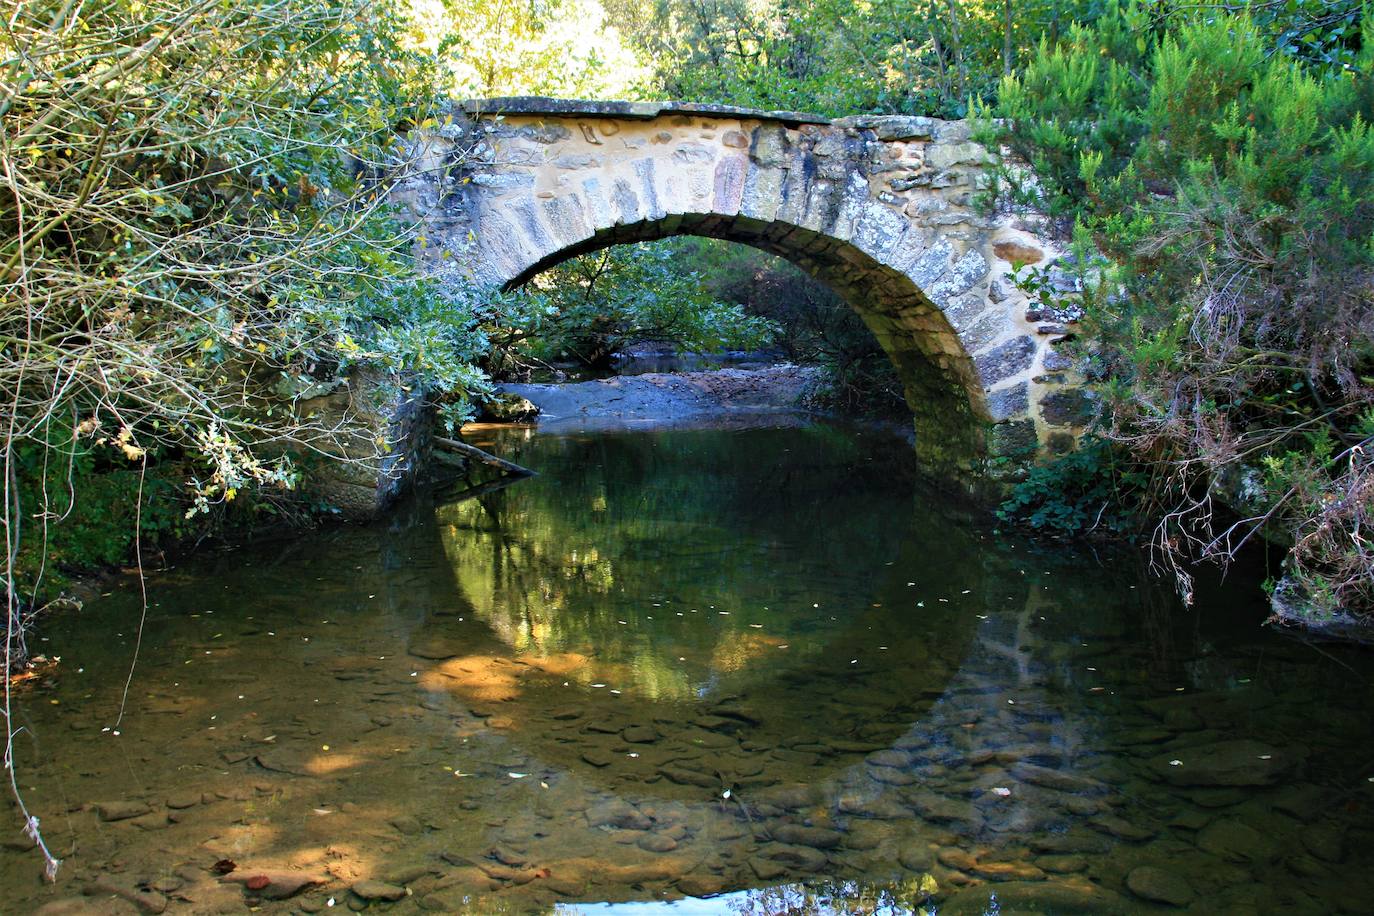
[{"xmin": 994, "ymin": 3, "xmax": 1374, "ymax": 615}]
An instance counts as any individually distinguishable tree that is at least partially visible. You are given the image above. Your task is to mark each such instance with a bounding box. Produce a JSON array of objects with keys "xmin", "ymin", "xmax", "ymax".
[
  {"xmin": 416, "ymin": 0, "xmax": 648, "ymax": 98},
  {"xmin": 0, "ymin": 0, "xmax": 497, "ymax": 875}
]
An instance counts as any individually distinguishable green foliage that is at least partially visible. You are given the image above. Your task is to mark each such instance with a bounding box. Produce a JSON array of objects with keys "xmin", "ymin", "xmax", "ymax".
[
  {"xmin": 0, "ymin": 0, "xmax": 485, "ymax": 604},
  {"xmin": 998, "ymin": 439, "xmax": 1136, "ymax": 535},
  {"xmin": 424, "ymin": 0, "xmax": 646, "ymax": 97},
  {"xmin": 607, "ymin": 0, "xmax": 1100, "ymax": 117},
  {"xmin": 993, "ymin": 3, "xmax": 1374, "ymax": 615},
  {"xmin": 6, "ymin": 423, "xmax": 190, "ymax": 595},
  {"xmin": 504, "ymin": 242, "xmax": 778, "ymax": 369}
]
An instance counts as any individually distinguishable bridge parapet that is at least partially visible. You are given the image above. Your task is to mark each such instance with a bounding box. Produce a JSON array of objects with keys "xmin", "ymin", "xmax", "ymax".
[{"xmin": 391, "ymin": 97, "xmax": 1092, "ymax": 482}]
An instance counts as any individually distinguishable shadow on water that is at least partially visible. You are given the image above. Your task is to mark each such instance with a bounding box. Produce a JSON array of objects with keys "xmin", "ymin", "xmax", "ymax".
[{"xmin": 2, "ymin": 415, "xmax": 1373, "ymax": 914}]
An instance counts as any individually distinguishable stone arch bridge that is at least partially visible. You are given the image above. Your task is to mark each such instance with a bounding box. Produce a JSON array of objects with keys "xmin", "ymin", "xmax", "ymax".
[{"xmin": 393, "ymin": 97, "xmax": 1091, "ymax": 483}]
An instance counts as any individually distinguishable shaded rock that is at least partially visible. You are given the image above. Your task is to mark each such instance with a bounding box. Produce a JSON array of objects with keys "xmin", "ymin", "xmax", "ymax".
[
  {"xmin": 1197, "ymin": 818, "xmax": 1279, "ymax": 863},
  {"xmin": 937, "ymin": 848, "xmax": 977, "ymax": 871},
  {"xmin": 748, "ymin": 857, "xmax": 787, "ymax": 880},
  {"xmin": 476, "ymin": 863, "xmax": 540, "ymax": 884},
  {"xmin": 351, "ymin": 880, "xmax": 406, "ymax": 902},
  {"xmin": 1148, "ymin": 740, "xmax": 1300, "ymax": 787},
  {"xmin": 975, "ymin": 336, "xmax": 1035, "ymax": 387},
  {"xmin": 658, "ymin": 765, "xmax": 718, "ymax": 789},
  {"xmin": 1182, "ymin": 787, "xmax": 1250, "ymax": 808},
  {"xmin": 1126, "ymin": 866, "xmax": 1194, "ymax": 907},
  {"xmin": 677, "ymin": 874, "xmax": 729, "ymax": 897},
  {"xmin": 760, "ymin": 785, "xmax": 815, "ymax": 810},
  {"xmin": 82, "ymin": 880, "xmax": 166, "ymax": 914},
  {"xmin": 987, "ymin": 383, "xmax": 1030, "ymax": 421},
  {"xmin": 1090, "ymin": 814, "xmax": 1153, "ymax": 841},
  {"xmin": 908, "ymin": 792, "xmax": 984, "ymax": 828},
  {"xmin": 693, "ymin": 715, "xmax": 736, "ymax": 732},
  {"xmin": 622, "ymin": 725, "xmax": 657, "ymax": 744},
  {"xmin": 93, "ymin": 800, "xmax": 151, "ymax": 822},
  {"xmin": 489, "ymin": 847, "xmax": 527, "ymax": 867},
  {"xmin": 939, "ymin": 878, "xmax": 1131, "ymax": 914},
  {"xmin": 869, "ymin": 767, "xmax": 917, "ymax": 786},
  {"xmin": 638, "ymin": 834, "xmax": 678, "ymax": 853},
  {"xmin": 1167, "ymin": 808, "xmax": 1211, "ymax": 831},
  {"xmin": 1010, "ymin": 762, "xmax": 1109, "ymax": 795},
  {"xmin": 866, "ymin": 749, "xmax": 911, "ymax": 768},
  {"xmin": 586, "ymin": 798, "xmax": 651, "ymax": 830},
  {"xmin": 836, "ymin": 793, "xmax": 908, "ymax": 819},
  {"xmin": 828, "ymin": 738, "xmax": 884, "ymax": 754},
  {"xmin": 771, "ymin": 824, "xmax": 843, "ymax": 849},
  {"xmin": 1039, "ymin": 389, "xmax": 1095, "ymax": 426},
  {"xmin": 253, "ymin": 749, "xmax": 313, "ymax": 776},
  {"xmin": 757, "ymin": 842, "xmax": 828, "ymax": 872},
  {"xmin": 843, "ymin": 820, "xmax": 892, "ymax": 852},
  {"xmin": 389, "ymin": 814, "xmax": 423, "ymax": 835},
  {"xmin": 128, "ymin": 811, "xmax": 169, "ymax": 831},
  {"xmin": 165, "ymin": 793, "xmax": 200, "ymax": 810},
  {"xmin": 477, "ymin": 391, "xmax": 538, "ymax": 422},
  {"xmin": 898, "ymin": 845, "xmax": 934, "ymax": 871},
  {"xmin": 1029, "ymin": 832, "xmax": 1109, "ymax": 855},
  {"xmin": 221, "ymin": 871, "xmax": 327, "ymax": 901},
  {"xmin": 772, "ymin": 748, "xmax": 818, "ymax": 766},
  {"xmin": 1035, "ymin": 855, "xmax": 1088, "ymax": 874},
  {"xmin": 971, "ymin": 861, "xmax": 1046, "ymax": 881},
  {"xmin": 1271, "ymin": 784, "xmax": 1327, "ymax": 821},
  {"xmin": 581, "ymin": 749, "xmax": 613, "ymax": 768},
  {"xmin": 1301, "ymin": 823, "xmax": 1345, "ymax": 863},
  {"xmin": 386, "ymin": 866, "xmax": 432, "ymax": 886},
  {"xmin": 545, "ymin": 876, "xmax": 588, "ymax": 897},
  {"xmin": 1287, "ymin": 853, "xmax": 1332, "ymax": 879}
]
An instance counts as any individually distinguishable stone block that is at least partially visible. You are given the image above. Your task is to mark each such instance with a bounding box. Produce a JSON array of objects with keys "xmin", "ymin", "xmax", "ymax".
[
  {"xmin": 928, "ymin": 249, "xmax": 988, "ymax": 303},
  {"xmin": 1039, "ymin": 389, "xmax": 1095, "ymax": 427},
  {"xmin": 988, "ymin": 383, "xmax": 1029, "ymax": 421},
  {"xmin": 801, "ymin": 178, "xmax": 843, "ymax": 233},
  {"xmin": 990, "ymin": 419, "xmax": 1038, "ymax": 457},
  {"xmin": 713, "ymin": 156, "xmax": 747, "ymax": 215},
  {"xmin": 632, "ymin": 158, "xmax": 665, "ymax": 220},
  {"xmin": 853, "ymin": 201, "xmax": 909, "ymax": 263},
  {"xmin": 611, "ymin": 177, "xmax": 643, "ymax": 225},
  {"xmin": 541, "ymin": 194, "xmax": 591, "ymax": 245},
  {"xmin": 927, "ymin": 141, "xmax": 990, "ymax": 170},
  {"xmin": 837, "ymin": 115, "xmax": 936, "ymax": 141},
  {"xmin": 750, "ymin": 125, "xmax": 790, "ymax": 167},
  {"xmin": 909, "ymin": 237, "xmax": 953, "ymax": 289},
  {"xmin": 976, "ymin": 335, "xmax": 1036, "ymax": 387},
  {"xmin": 580, "ymin": 177, "xmax": 617, "ymax": 230},
  {"xmin": 740, "ymin": 165, "xmax": 784, "ymax": 223}
]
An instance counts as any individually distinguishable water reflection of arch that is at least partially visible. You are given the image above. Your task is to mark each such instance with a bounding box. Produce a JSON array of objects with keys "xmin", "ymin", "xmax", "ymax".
[{"xmin": 415, "ymin": 422, "xmax": 1065, "ymax": 796}]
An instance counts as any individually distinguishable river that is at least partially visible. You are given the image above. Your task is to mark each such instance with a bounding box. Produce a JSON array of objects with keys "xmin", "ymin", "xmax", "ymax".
[{"xmin": 3, "ymin": 416, "xmax": 1372, "ymax": 914}]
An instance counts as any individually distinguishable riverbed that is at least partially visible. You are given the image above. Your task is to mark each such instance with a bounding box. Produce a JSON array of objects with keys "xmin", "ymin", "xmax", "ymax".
[{"xmin": 3, "ymin": 416, "xmax": 1373, "ymax": 914}]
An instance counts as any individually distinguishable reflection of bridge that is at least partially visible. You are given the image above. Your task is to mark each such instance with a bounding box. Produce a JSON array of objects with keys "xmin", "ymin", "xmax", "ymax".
[{"xmin": 393, "ymin": 97, "xmax": 1092, "ymax": 481}]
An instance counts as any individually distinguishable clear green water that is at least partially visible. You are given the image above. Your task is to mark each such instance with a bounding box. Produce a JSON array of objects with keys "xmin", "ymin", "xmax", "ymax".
[{"xmin": 3, "ymin": 418, "xmax": 1373, "ymax": 914}]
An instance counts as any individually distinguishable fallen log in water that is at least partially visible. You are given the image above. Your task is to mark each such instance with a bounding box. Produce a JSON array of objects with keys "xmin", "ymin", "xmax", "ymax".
[{"xmin": 433, "ymin": 435, "xmax": 537, "ymax": 478}]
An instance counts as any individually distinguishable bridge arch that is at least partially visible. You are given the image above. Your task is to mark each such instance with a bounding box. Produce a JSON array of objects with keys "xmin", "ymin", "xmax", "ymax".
[{"xmin": 394, "ymin": 98, "xmax": 1092, "ymax": 481}]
